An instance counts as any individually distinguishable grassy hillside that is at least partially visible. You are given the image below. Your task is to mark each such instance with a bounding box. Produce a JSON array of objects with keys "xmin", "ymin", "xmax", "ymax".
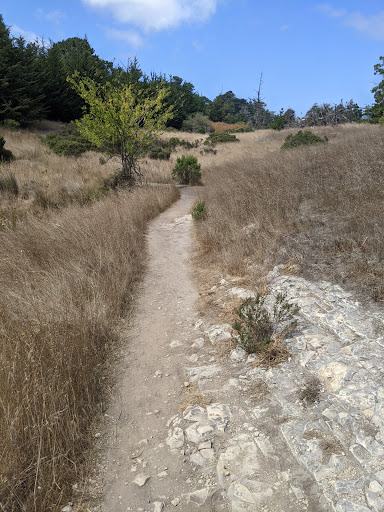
[{"xmin": 192, "ymin": 124, "xmax": 384, "ymax": 302}]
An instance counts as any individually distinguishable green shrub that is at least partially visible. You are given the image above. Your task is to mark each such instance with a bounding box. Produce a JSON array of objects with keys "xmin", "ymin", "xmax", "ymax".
[
  {"xmin": 204, "ymin": 132, "xmax": 239, "ymax": 146},
  {"xmin": 281, "ymin": 130, "xmax": 326, "ymax": 149},
  {"xmin": 172, "ymin": 155, "xmax": 202, "ymax": 185},
  {"xmin": 1, "ymin": 119, "xmax": 20, "ymax": 130},
  {"xmin": 148, "ymin": 146, "xmax": 171, "ymax": 160},
  {"xmin": 0, "ymin": 171, "xmax": 18, "ymax": 196},
  {"xmin": 232, "ymin": 293, "xmax": 299, "ymax": 353},
  {"xmin": 192, "ymin": 201, "xmax": 206, "ymax": 220},
  {"xmin": 147, "ymin": 137, "xmax": 201, "ymax": 160},
  {"xmin": 0, "ymin": 136, "xmax": 14, "ymax": 163},
  {"xmin": 182, "ymin": 112, "xmax": 212, "ymax": 134},
  {"xmin": 43, "ymin": 133, "xmax": 93, "ymax": 157},
  {"xmin": 147, "ymin": 139, "xmax": 172, "ymax": 160}
]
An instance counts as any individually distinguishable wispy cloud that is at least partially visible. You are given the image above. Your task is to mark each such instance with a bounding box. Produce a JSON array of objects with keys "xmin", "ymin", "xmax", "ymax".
[
  {"xmin": 105, "ymin": 27, "xmax": 143, "ymax": 48},
  {"xmin": 280, "ymin": 24, "xmax": 289, "ymax": 31},
  {"xmin": 36, "ymin": 8, "xmax": 66, "ymax": 24},
  {"xmin": 82, "ymin": 0, "xmax": 219, "ymax": 31},
  {"xmin": 10, "ymin": 24, "xmax": 40, "ymax": 43},
  {"xmin": 317, "ymin": 4, "xmax": 347, "ymax": 19},
  {"xmin": 318, "ymin": 4, "xmax": 384, "ymax": 40}
]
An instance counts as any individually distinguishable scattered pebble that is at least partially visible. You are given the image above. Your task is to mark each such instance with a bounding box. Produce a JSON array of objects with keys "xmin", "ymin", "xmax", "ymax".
[{"xmin": 132, "ymin": 473, "xmax": 150, "ymax": 487}]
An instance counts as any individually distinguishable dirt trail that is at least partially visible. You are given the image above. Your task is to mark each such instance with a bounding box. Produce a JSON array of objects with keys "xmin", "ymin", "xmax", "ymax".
[{"xmin": 101, "ymin": 187, "xmax": 219, "ymax": 511}]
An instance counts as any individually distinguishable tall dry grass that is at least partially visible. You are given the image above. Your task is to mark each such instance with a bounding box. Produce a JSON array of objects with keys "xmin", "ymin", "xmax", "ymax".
[
  {"xmin": 193, "ymin": 124, "xmax": 384, "ymax": 299},
  {"xmin": 0, "ymin": 182, "xmax": 178, "ymax": 510},
  {"xmin": 0, "ymin": 127, "xmax": 120, "ymax": 228}
]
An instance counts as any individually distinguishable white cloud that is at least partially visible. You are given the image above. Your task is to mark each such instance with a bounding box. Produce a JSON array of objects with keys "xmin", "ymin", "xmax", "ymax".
[
  {"xmin": 36, "ymin": 8, "xmax": 66, "ymax": 24},
  {"xmin": 82, "ymin": 0, "xmax": 219, "ymax": 31},
  {"xmin": 280, "ymin": 24, "xmax": 289, "ymax": 31},
  {"xmin": 105, "ymin": 27, "xmax": 143, "ymax": 47},
  {"xmin": 10, "ymin": 24, "xmax": 40, "ymax": 43},
  {"xmin": 318, "ymin": 4, "xmax": 384, "ymax": 40},
  {"xmin": 317, "ymin": 4, "xmax": 347, "ymax": 19},
  {"xmin": 344, "ymin": 11, "xmax": 384, "ymax": 40}
]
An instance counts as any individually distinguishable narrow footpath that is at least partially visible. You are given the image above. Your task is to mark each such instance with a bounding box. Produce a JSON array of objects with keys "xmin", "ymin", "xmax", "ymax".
[{"xmin": 100, "ymin": 187, "xmax": 227, "ymax": 511}]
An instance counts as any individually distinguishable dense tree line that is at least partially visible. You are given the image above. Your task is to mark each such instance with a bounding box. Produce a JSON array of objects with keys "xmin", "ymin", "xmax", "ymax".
[
  {"xmin": 0, "ymin": 14, "xmax": 209, "ymax": 128},
  {"xmin": 0, "ymin": 13, "xmax": 382, "ymax": 130}
]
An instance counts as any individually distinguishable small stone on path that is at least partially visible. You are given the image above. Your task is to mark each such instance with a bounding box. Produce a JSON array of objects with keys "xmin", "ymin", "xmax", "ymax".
[{"xmin": 132, "ymin": 473, "xmax": 150, "ymax": 487}]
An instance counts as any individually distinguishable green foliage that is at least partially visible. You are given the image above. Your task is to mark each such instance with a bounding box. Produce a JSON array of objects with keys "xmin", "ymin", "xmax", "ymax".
[
  {"xmin": 147, "ymin": 140, "xmax": 171, "ymax": 160},
  {"xmin": 281, "ymin": 130, "xmax": 327, "ymax": 149},
  {"xmin": 1, "ymin": 119, "xmax": 20, "ymax": 130},
  {"xmin": 204, "ymin": 132, "xmax": 239, "ymax": 146},
  {"xmin": 0, "ymin": 15, "xmax": 47, "ymax": 127},
  {"xmin": 43, "ymin": 126, "xmax": 94, "ymax": 156},
  {"xmin": 192, "ymin": 201, "xmax": 206, "ymax": 221},
  {"xmin": 182, "ymin": 112, "xmax": 212, "ymax": 133},
  {"xmin": 232, "ymin": 293, "xmax": 299, "ymax": 354},
  {"xmin": 371, "ymin": 56, "xmax": 384, "ymax": 122},
  {"xmin": 304, "ymin": 100, "xmax": 362, "ymax": 126},
  {"xmin": 45, "ymin": 37, "xmax": 113, "ymax": 122},
  {"xmin": 0, "ymin": 170, "xmax": 18, "ymax": 195},
  {"xmin": 207, "ymin": 91, "xmax": 247, "ymax": 123},
  {"xmin": 68, "ymin": 73, "xmax": 173, "ymax": 183},
  {"xmin": 269, "ymin": 109, "xmax": 286, "ymax": 130},
  {"xmin": 172, "ymin": 155, "xmax": 202, "ymax": 185},
  {"xmin": 0, "ymin": 136, "xmax": 14, "ymax": 163},
  {"xmin": 147, "ymin": 137, "xmax": 202, "ymax": 161}
]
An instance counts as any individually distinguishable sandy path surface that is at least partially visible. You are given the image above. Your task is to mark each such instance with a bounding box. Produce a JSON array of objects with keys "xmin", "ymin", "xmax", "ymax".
[{"xmin": 101, "ymin": 187, "xmax": 221, "ymax": 511}]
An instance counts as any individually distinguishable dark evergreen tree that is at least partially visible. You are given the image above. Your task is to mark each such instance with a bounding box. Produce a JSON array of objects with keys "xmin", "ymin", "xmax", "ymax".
[
  {"xmin": 0, "ymin": 15, "xmax": 46, "ymax": 126},
  {"xmin": 44, "ymin": 36, "xmax": 113, "ymax": 121}
]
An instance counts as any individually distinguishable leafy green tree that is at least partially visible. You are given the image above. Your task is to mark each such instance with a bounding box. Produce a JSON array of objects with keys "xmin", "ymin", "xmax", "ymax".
[
  {"xmin": 269, "ymin": 108, "xmax": 286, "ymax": 130},
  {"xmin": 68, "ymin": 73, "xmax": 173, "ymax": 183},
  {"xmin": 207, "ymin": 91, "xmax": 247, "ymax": 123}
]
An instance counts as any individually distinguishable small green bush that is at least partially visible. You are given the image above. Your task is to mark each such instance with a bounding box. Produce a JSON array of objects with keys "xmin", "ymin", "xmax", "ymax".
[
  {"xmin": 43, "ymin": 133, "xmax": 93, "ymax": 157},
  {"xmin": 147, "ymin": 137, "xmax": 201, "ymax": 160},
  {"xmin": 192, "ymin": 201, "xmax": 206, "ymax": 221},
  {"xmin": 204, "ymin": 132, "xmax": 239, "ymax": 146},
  {"xmin": 182, "ymin": 113, "xmax": 212, "ymax": 134},
  {"xmin": 148, "ymin": 146, "xmax": 171, "ymax": 160},
  {"xmin": 232, "ymin": 293, "xmax": 299, "ymax": 354},
  {"xmin": 172, "ymin": 155, "xmax": 202, "ymax": 185},
  {"xmin": 281, "ymin": 130, "xmax": 326, "ymax": 149},
  {"xmin": 0, "ymin": 136, "xmax": 14, "ymax": 163},
  {"xmin": 0, "ymin": 171, "xmax": 18, "ymax": 196},
  {"xmin": 147, "ymin": 139, "xmax": 172, "ymax": 160},
  {"xmin": 1, "ymin": 119, "xmax": 20, "ymax": 130}
]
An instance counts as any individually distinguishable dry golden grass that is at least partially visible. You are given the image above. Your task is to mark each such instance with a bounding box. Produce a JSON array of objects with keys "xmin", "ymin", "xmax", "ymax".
[
  {"xmin": 0, "ymin": 127, "xmax": 120, "ymax": 225},
  {"xmin": 179, "ymin": 382, "xmax": 213, "ymax": 413},
  {"xmin": 193, "ymin": 123, "xmax": 384, "ymax": 300},
  {"xmin": 0, "ymin": 132, "xmax": 179, "ymax": 510},
  {"xmin": 209, "ymin": 121, "xmax": 250, "ymax": 132}
]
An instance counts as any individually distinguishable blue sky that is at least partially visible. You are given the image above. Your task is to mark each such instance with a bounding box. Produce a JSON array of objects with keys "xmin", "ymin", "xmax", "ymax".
[{"xmin": 1, "ymin": 1, "xmax": 384, "ymax": 115}]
